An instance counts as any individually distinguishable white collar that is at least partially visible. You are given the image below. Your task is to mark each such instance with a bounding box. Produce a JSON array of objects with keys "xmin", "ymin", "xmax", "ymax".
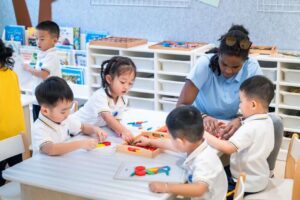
[
  {"xmin": 38, "ymin": 113, "xmax": 63, "ymax": 132},
  {"xmin": 243, "ymin": 113, "xmax": 268, "ymax": 124},
  {"xmin": 183, "ymin": 140, "xmax": 208, "ymax": 166}
]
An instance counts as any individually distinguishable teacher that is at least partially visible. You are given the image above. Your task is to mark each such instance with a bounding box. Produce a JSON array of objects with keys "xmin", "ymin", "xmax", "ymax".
[{"xmin": 177, "ymin": 25, "xmax": 262, "ymax": 139}]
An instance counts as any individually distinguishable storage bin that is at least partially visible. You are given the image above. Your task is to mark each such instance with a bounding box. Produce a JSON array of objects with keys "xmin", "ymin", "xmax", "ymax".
[
  {"xmin": 159, "ymin": 100, "xmax": 176, "ymax": 112},
  {"xmin": 132, "ymin": 77, "xmax": 154, "ymax": 91},
  {"xmin": 158, "ymin": 80, "xmax": 185, "ymax": 94},
  {"xmin": 282, "ymin": 68, "xmax": 300, "ymax": 84},
  {"xmin": 262, "ymin": 68, "xmax": 277, "ymax": 82},
  {"xmin": 280, "ymin": 91, "xmax": 300, "ymax": 107},
  {"xmin": 159, "ymin": 59, "xmax": 191, "ymax": 74},
  {"xmin": 280, "ymin": 114, "xmax": 300, "ymax": 130},
  {"xmin": 93, "ymin": 54, "xmax": 115, "ymax": 65},
  {"xmin": 130, "ymin": 57, "xmax": 154, "ymax": 71},
  {"xmin": 128, "ymin": 96, "xmax": 154, "ymax": 110}
]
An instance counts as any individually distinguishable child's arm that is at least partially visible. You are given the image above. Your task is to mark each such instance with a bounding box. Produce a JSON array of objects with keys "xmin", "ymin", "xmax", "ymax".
[
  {"xmin": 24, "ymin": 65, "xmax": 49, "ymax": 80},
  {"xmin": 100, "ymin": 112, "xmax": 133, "ymax": 142},
  {"xmin": 40, "ymin": 139, "xmax": 97, "ymax": 156},
  {"xmin": 134, "ymin": 137, "xmax": 178, "ymax": 152},
  {"xmin": 204, "ymin": 132, "xmax": 237, "ymax": 154},
  {"xmin": 81, "ymin": 124, "xmax": 108, "ymax": 142},
  {"xmin": 149, "ymin": 182, "xmax": 208, "ymax": 198}
]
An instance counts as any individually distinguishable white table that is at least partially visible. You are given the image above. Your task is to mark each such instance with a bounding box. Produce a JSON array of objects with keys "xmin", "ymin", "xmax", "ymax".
[{"xmin": 3, "ymin": 109, "xmax": 186, "ymax": 200}]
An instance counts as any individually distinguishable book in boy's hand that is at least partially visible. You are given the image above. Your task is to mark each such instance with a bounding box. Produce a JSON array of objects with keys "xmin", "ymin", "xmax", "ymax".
[{"xmin": 5, "ymin": 25, "xmax": 26, "ymax": 45}]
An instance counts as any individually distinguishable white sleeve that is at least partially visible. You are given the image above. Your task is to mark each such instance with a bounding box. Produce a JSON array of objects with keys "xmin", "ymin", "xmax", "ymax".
[
  {"xmin": 229, "ymin": 124, "xmax": 253, "ymax": 152},
  {"xmin": 67, "ymin": 115, "xmax": 82, "ymax": 135},
  {"xmin": 31, "ymin": 124, "xmax": 54, "ymax": 153},
  {"xmin": 41, "ymin": 53, "xmax": 60, "ymax": 75},
  {"xmin": 192, "ymin": 156, "xmax": 215, "ymax": 192},
  {"xmin": 92, "ymin": 90, "xmax": 111, "ymax": 115}
]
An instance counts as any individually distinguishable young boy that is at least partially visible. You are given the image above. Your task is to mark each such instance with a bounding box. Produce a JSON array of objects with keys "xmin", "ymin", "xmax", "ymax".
[
  {"xmin": 204, "ymin": 75, "xmax": 275, "ymax": 197},
  {"xmin": 23, "ymin": 20, "xmax": 61, "ymax": 121},
  {"xmin": 31, "ymin": 77, "xmax": 108, "ymax": 156},
  {"xmin": 135, "ymin": 106, "xmax": 227, "ymax": 200}
]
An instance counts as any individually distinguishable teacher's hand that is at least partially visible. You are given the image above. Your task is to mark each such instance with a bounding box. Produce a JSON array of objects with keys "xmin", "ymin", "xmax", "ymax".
[
  {"xmin": 203, "ymin": 116, "xmax": 219, "ymax": 135},
  {"xmin": 220, "ymin": 118, "xmax": 241, "ymax": 140}
]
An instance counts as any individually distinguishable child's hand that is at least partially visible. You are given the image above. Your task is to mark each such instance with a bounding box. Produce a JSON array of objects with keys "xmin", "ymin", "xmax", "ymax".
[
  {"xmin": 134, "ymin": 136, "xmax": 151, "ymax": 146},
  {"xmin": 121, "ymin": 129, "xmax": 134, "ymax": 143},
  {"xmin": 81, "ymin": 139, "xmax": 97, "ymax": 150},
  {"xmin": 94, "ymin": 127, "xmax": 108, "ymax": 142},
  {"xmin": 149, "ymin": 182, "xmax": 168, "ymax": 193},
  {"xmin": 23, "ymin": 64, "xmax": 31, "ymax": 72}
]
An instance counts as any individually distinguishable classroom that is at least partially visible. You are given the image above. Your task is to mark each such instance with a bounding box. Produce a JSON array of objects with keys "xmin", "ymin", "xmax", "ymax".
[{"xmin": 0, "ymin": 0, "xmax": 299, "ymax": 200}]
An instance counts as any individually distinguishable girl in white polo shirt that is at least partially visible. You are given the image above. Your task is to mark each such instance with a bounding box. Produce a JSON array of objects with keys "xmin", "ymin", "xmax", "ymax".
[
  {"xmin": 73, "ymin": 56, "xmax": 136, "ymax": 142},
  {"xmin": 205, "ymin": 75, "xmax": 275, "ymax": 199}
]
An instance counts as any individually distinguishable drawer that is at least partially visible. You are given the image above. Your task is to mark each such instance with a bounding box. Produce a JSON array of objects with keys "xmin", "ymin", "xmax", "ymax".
[
  {"xmin": 132, "ymin": 77, "xmax": 154, "ymax": 91},
  {"xmin": 158, "ymin": 80, "xmax": 185, "ymax": 94},
  {"xmin": 280, "ymin": 91, "xmax": 300, "ymax": 107},
  {"xmin": 130, "ymin": 57, "xmax": 154, "ymax": 71},
  {"xmin": 159, "ymin": 100, "xmax": 176, "ymax": 112},
  {"xmin": 92, "ymin": 54, "xmax": 114, "ymax": 65},
  {"xmin": 282, "ymin": 68, "xmax": 300, "ymax": 84},
  {"xmin": 262, "ymin": 68, "xmax": 277, "ymax": 82},
  {"xmin": 159, "ymin": 59, "xmax": 191, "ymax": 74},
  {"xmin": 280, "ymin": 114, "xmax": 300, "ymax": 130},
  {"xmin": 128, "ymin": 96, "xmax": 154, "ymax": 110}
]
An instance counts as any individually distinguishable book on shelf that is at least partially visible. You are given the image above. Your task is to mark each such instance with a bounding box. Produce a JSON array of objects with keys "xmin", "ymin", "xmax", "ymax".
[
  {"xmin": 25, "ymin": 27, "xmax": 37, "ymax": 46},
  {"xmin": 61, "ymin": 66, "xmax": 85, "ymax": 85},
  {"xmin": 57, "ymin": 50, "xmax": 72, "ymax": 66},
  {"xmin": 73, "ymin": 50, "xmax": 87, "ymax": 67},
  {"xmin": 85, "ymin": 31, "xmax": 108, "ymax": 43},
  {"xmin": 4, "ymin": 25, "xmax": 26, "ymax": 45},
  {"xmin": 58, "ymin": 27, "xmax": 80, "ymax": 50}
]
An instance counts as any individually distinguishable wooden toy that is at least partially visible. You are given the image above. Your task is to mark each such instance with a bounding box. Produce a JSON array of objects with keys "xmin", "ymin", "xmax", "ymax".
[
  {"xmin": 149, "ymin": 40, "xmax": 207, "ymax": 51},
  {"xmin": 89, "ymin": 36, "xmax": 147, "ymax": 48},
  {"xmin": 116, "ymin": 131, "xmax": 169, "ymax": 158},
  {"xmin": 130, "ymin": 165, "xmax": 170, "ymax": 177},
  {"xmin": 155, "ymin": 125, "xmax": 168, "ymax": 133},
  {"xmin": 250, "ymin": 45, "xmax": 278, "ymax": 56},
  {"xmin": 97, "ymin": 141, "xmax": 111, "ymax": 148}
]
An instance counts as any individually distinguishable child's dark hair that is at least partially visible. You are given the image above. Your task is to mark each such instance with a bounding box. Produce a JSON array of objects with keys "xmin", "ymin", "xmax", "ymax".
[
  {"xmin": 0, "ymin": 39, "xmax": 14, "ymax": 70},
  {"xmin": 35, "ymin": 76, "xmax": 73, "ymax": 107},
  {"xmin": 100, "ymin": 56, "xmax": 137, "ymax": 98},
  {"xmin": 166, "ymin": 106, "xmax": 204, "ymax": 142},
  {"xmin": 206, "ymin": 24, "xmax": 251, "ymax": 75},
  {"xmin": 36, "ymin": 20, "xmax": 60, "ymax": 39},
  {"xmin": 240, "ymin": 75, "xmax": 274, "ymax": 108}
]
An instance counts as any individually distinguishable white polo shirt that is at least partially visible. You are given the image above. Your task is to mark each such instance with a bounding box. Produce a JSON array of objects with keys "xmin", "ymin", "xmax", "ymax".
[
  {"xmin": 31, "ymin": 114, "xmax": 82, "ymax": 156},
  {"xmin": 32, "ymin": 47, "xmax": 61, "ymax": 91},
  {"xmin": 73, "ymin": 88, "xmax": 127, "ymax": 127},
  {"xmin": 229, "ymin": 114, "xmax": 274, "ymax": 192},
  {"xmin": 183, "ymin": 141, "xmax": 227, "ymax": 200}
]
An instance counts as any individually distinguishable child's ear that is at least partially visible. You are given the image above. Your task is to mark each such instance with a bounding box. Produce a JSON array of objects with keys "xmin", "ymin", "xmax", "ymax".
[
  {"xmin": 105, "ymin": 75, "xmax": 113, "ymax": 84},
  {"xmin": 40, "ymin": 105, "xmax": 49, "ymax": 115},
  {"xmin": 251, "ymin": 100, "xmax": 257, "ymax": 109}
]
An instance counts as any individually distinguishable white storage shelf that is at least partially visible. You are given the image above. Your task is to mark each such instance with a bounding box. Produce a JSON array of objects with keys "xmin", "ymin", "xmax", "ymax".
[
  {"xmin": 158, "ymin": 59, "xmax": 191, "ymax": 74},
  {"xmin": 281, "ymin": 68, "xmax": 300, "ymax": 84},
  {"xmin": 262, "ymin": 68, "xmax": 277, "ymax": 82},
  {"xmin": 130, "ymin": 57, "xmax": 154, "ymax": 72},
  {"xmin": 280, "ymin": 114, "xmax": 300, "ymax": 131},
  {"xmin": 158, "ymin": 79, "xmax": 184, "ymax": 96},
  {"xmin": 280, "ymin": 91, "xmax": 300, "ymax": 108},
  {"xmin": 128, "ymin": 96, "xmax": 155, "ymax": 110},
  {"xmin": 132, "ymin": 77, "xmax": 154, "ymax": 92},
  {"xmin": 159, "ymin": 100, "xmax": 176, "ymax": 112}
]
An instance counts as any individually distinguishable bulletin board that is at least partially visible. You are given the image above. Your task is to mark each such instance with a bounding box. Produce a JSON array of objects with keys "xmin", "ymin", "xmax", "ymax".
[
  {"xmin": 257, "ymin": 0, "xmax": 300, "ymax": 13},
  {"xmin": 90, "ymin": 0, "xmax": 191, "ymax": 8}
]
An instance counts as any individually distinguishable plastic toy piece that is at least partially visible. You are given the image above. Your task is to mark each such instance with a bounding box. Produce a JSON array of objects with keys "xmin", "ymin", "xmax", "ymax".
[
  {"xmin": 97, "ymin": 141, "xmax": 111, "ymax": 148},
  {"xmin": 130, "ymin": 165, "xmax": 171, "ymax": 177}
]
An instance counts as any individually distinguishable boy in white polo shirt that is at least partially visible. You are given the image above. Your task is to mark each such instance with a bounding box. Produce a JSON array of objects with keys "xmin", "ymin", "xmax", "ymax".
[
  {"xmin": 205, "ymin": 75, "xmax": 275, "ymax": 199},
  {"xmin": 24, "ymin": 21, "xmax": 61, "ymax": 121},
  {"xmin": 135, "ymin": 106, "xmax": 227, "ymax": 200},
  {"xmin": 31, "ymin": 77, "xmax": 107, "ymax": 156}
]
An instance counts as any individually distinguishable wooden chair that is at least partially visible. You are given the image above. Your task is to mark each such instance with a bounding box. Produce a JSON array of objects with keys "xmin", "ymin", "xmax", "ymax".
[
  {"xmin": 0, "ymin": 134, "xmax": 24, "ymax": 200},
  {"xmin": 245, "ymin": 134, "xmax": 300, "ymax": 200},
  {"xmin": 233, "ymin": 173, "xmax": 246, "ymax": 200}
]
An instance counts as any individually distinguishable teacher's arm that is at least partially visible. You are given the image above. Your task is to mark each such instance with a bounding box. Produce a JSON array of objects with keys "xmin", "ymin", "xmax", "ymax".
[{"xmin": 176, "ymin": 80, "xmax": 199, "ymax": 107}]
